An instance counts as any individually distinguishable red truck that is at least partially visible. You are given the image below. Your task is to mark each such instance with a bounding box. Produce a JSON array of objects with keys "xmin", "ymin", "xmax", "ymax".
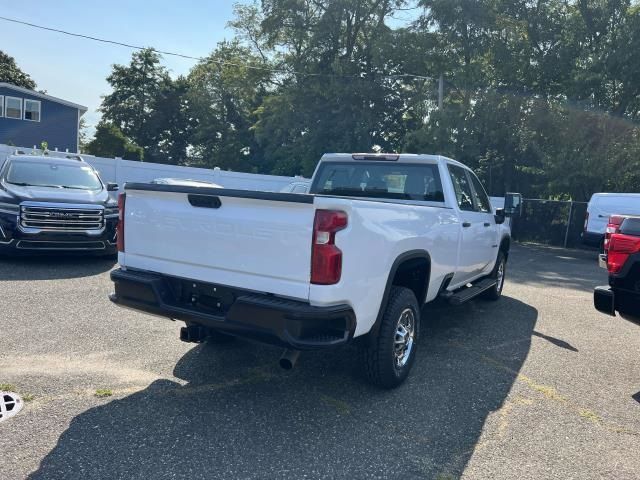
[{"xmin": 594, "ymin": 215, "xmax": 640, "ymax": 325}]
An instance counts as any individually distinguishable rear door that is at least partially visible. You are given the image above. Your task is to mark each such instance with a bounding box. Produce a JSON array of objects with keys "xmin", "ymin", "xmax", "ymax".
[{"xmin": 122, "ymin": 187, "xmax": 316, "ymax": 301}]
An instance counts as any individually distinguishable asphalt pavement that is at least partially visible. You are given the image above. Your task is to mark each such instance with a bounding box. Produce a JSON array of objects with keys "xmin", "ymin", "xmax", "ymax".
[{"xmin": 1, "ymin": 244, "xmax": 639, "ymax": 479}]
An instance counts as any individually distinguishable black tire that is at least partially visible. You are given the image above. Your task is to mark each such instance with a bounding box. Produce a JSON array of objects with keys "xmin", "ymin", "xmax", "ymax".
[
  {"xmin": 481, "ymin": 251, "xmax": 506, "ymax": 301},
  {"xmin": 362, "ymin": 286, "xmax": 420, "ymax": 389}
]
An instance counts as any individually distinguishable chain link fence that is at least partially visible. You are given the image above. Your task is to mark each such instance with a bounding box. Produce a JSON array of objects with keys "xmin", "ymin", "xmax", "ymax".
[{"xmin": 511, "ymin": 199, "xmax": 590, "ymax": 249}]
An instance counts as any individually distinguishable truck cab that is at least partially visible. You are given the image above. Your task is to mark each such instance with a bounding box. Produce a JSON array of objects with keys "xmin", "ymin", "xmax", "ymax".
[{"xmin": 0, "ymin": 153, "xmax": 119, "ymax": 255}]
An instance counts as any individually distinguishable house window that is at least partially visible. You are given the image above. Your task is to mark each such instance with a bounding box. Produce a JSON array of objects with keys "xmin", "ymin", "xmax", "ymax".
[
  {"xmin": 5, "ymin": 96, "xmax": 22, "ymax": 119},
  {"xmin": 24, "ymin": 99, "xmax": 41, "ymax": 122},
  {"xmin": 0, "ymin": 96, "xmax": 3, "ymax": 118}
]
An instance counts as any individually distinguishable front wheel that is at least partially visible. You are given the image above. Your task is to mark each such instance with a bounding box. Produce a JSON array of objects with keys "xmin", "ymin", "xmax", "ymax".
[
  {"xmin": 362, "ymin": 286, "xmax": 420, "ymax": 389},
  {"xmin": 481, "ymin": 252, "xmax": 506, "ymax": 301}
]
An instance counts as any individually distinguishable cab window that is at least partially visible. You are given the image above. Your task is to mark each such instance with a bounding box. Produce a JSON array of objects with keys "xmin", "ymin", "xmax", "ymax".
[
  {"xmin": 447, "ymin": 165, "xmax": 475, "ymax": 211},
  {"xmin": 468, "ymin": 171, "xmax": 492, "ymax": 213}
]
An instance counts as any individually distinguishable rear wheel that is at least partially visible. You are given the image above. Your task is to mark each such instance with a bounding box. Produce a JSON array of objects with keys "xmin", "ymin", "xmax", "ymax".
[
  {"xmin": 362, "ymin": 286, "xmax": 420, "ymax": 389},
  {"xmin": 481, "ymin": 252, "xmax": 506, "ymax": 301}
]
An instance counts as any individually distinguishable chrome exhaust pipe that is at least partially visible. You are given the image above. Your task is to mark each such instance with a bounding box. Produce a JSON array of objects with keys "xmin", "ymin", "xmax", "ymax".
[{"xmin": 279, "ymin": 349, "xmax": 300, "ymax": 370}]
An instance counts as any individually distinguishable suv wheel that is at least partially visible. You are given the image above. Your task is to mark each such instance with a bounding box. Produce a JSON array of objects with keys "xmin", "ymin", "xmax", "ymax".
[{"xmin": 362, "ymin": 286, "xmax": 420, "ymax": 389}]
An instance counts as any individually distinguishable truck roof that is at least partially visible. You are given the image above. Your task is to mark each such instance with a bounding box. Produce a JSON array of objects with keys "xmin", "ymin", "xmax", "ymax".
[
  {"xmin": 319, "ymin": 153, "xmax": 464, "ymax": 167},
  {"xmin": 590, "ymin": 192, "xmax": 640, "ymax": 199}
]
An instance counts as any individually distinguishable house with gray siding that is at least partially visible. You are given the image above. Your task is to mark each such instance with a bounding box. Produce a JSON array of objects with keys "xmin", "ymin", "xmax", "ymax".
[{"xmin": 0, "ymin": 83, "xmax": 87, "ymax": 153}]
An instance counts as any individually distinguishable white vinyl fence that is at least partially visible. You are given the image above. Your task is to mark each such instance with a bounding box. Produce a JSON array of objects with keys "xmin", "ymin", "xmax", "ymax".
[{"xmin": 0, "ymin": 144, "xmax": 306, "ymax": 192}]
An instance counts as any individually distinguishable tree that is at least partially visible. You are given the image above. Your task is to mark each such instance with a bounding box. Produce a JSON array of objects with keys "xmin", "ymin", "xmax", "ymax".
[
  {"xmin": 245, "ymin": 0, "xmax": 411, "ymax": 175},
  {"xmin": 84, "ymin": 122, "xmax": 144, "ymax": 161},
  {"xmin": 100, "ymin": 48, "xmax": 177, "ymax": 163},
  {"xmin": 78, "ymin": 118, "xmax": 90, "ymax": 152},
  {"xmin": 0, "ymin": 51, "xmax": 36, "ymax": 89},
  {"xmin": 187, "ymin": 41, "xmax": 271, "ymax": 171},
  {"xmin": 144, "ymin": 76, "xmax": 193, "ymax": 164}
]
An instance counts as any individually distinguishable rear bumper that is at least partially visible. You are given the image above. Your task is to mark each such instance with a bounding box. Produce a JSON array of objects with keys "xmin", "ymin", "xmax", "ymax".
[
  {"xmin": 594, "ymin": 285, "xmax": 640, "ymax": 326},
  {"xmin": 109, "ymin": 268, "xmax": 356, "ymax": 350}
]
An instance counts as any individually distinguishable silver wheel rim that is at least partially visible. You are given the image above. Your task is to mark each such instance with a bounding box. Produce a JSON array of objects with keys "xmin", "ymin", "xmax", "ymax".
[
  {"xmin": 496, "ymin": 260, "xmax": 505, "ymax": 291},
  {"xmin": 394, "ymin": 308, "xmax": 415, "ymax": 368}
]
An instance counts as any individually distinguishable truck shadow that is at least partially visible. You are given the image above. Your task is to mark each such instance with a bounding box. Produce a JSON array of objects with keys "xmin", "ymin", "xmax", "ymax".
[
  {"xmin": 508, "ymin": 243, "xmax": 605, "ymax": 292},
  {"xmin": 28, "ymin": 296, "xmax": 537, "ymax": 479}
]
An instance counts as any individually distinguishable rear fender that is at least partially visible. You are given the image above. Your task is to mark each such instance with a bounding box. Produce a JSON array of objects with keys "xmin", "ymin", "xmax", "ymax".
[{"xmin": 362, "ymin": 250, "xmax": 431, "ymax": 346}]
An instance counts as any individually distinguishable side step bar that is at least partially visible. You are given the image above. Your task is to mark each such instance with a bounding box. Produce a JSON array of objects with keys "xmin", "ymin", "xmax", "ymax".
[{"xmin": 441, "ymin": 278, "xmax": 497, "ymax": 306}]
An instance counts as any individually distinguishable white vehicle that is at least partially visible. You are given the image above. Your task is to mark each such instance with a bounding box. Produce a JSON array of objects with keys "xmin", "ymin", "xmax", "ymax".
[
  {"xmin": 110, "ymin": 153, "xmax": 519, "ymax": 388},
  {"xmin": 151, "ymin": 178, "xmax": 223, "ymax": 188},
  {"xmin": 583, "ymin": 193, "xmax": 640, "ymax": 248},
  {"xmin": 280, "ymin": 181, "xmax": 311, "ymax": 194}
]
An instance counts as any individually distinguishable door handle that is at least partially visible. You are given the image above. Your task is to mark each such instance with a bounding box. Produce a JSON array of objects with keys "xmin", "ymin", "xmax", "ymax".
[
  {"xmin": 188, "ymin": 194, "xmax": 222, "ymax": 209},
  {"xmin": 462, "ymin": 222, "xmax": 471, "ymax": 228},
  {"xmin": 484, "ymin": 222, "xmax": 491, "ymax": 227}
]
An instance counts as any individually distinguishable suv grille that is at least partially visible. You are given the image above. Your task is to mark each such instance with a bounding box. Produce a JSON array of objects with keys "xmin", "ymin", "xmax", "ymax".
[{"xmin": 20, "ymin": 204, "xmax": 104, "ymax": 232}]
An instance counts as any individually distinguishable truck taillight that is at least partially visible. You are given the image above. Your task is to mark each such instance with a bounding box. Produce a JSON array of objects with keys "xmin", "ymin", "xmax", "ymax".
[
  {"xmin": 311, "ymin": 210, "xmax": 348, "ymax": 285},
  {"xmin": 116, "ymin": 193, "xmax": 126, "ymax": 252},
  {"xmin": 603, "ymin": 215, "xmax": 625, "ymax": 252},
  {"xmin": 607, "ymin": 233, "xmax": 640, "ymax": 274}
]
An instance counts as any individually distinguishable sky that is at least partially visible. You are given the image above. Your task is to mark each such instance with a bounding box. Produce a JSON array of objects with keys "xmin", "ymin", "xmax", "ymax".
[{"xmin": 1, "ymin": 0, "xmax": 245, "ymax": 130}]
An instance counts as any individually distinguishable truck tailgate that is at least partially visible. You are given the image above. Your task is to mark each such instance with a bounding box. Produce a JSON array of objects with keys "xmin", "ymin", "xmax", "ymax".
[{"xmin": 122, "ymin": 186, "xmax": 315, "ymax": 301}]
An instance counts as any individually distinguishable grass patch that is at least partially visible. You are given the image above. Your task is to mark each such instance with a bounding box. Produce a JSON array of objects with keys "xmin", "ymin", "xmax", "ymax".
[
  {"xmin": 1, "ymin": 384, "xmax": 35, "ymax": 401},
  {"xmin": 94, "ymin": 388, "xmax": 113, "ymax": 398},
  {"xmin": 579, "ymin": 409, "xmax": 602, "ymax": 423}
]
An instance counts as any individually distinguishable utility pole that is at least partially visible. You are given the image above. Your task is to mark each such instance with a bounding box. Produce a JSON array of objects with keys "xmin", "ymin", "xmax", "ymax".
[{"xmin": 438, "ymin": 74, "xmax": 444, "ymax": 110}]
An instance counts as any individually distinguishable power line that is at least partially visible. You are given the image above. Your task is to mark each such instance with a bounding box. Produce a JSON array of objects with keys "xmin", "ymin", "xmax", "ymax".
[{"xmin": 0, "ymin": 15, "xmax": 432, "ymax": 81}]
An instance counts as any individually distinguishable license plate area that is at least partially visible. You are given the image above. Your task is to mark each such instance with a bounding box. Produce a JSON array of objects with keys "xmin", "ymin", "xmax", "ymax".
[{"xmin": 165, "ymin": 277, "xmax": 237, "ymax": 316}]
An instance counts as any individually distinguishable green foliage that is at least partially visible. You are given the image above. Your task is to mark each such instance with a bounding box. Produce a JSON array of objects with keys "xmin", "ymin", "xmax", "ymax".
[
  {"xmin": 100, "ymin": 48, "xmax": 189, "ymax": 164},
  {"xmin": 78, "ymin": 118, "xmax": 90, "ymax": 152},
  {"xmin": 0, "ymin": 51, "xmax": 37, "ymax": 89},
  {"xmin": 187, "ymin": 41, "xmax": 270, "ymax": 171},
  {"xmin": 85, "ymin": 122, "xmax": 144, "ymax": 161},
  {"xmin": 91, "ymin": 1, "xmax": 640, "ymax": 199}
]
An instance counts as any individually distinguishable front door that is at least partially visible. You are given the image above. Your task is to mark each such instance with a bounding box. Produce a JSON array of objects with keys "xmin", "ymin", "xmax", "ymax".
[
  {"xmin": 448, "ymin": 164, "xmax": 496, "ymax": 286},
  {"xmin": 467, "ymin": 169, "xmax": 498, "ymax": 276}
]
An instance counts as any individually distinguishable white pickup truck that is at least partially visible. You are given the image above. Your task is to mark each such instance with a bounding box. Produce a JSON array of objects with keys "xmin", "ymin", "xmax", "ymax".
[{"xmin": 110, "ymin": 153, "xmax": 519, "ymax": 388}]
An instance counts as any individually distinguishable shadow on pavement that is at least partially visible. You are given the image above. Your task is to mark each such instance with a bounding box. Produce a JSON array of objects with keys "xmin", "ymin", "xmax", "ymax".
[
  {"xmin": 508, "ymin": 243, "xmax": 605, "ymax": 292},
  {"xmin": 532, "ymin": 331, "xmax": 578, "ymax": 352},
  {"xmin": 29, "ymin": 296, "xmax": 537, "ymax": 479},
  {"xmin": 0, "ymin": 254, "xmax": 116, "ymax": 281}
]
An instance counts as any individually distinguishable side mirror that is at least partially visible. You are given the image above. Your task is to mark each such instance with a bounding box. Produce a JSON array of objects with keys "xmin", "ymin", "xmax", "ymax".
[
  {"xmin": 106, "ymin": 183, "xmax": 119, "ymax": 192},
  {"xmin": 504, "ymin": 192, "xmax": 522, "ymax": 217},
  {"xmin": 494, "ymin": 208, "xmax": 506, "ymax": 224}
]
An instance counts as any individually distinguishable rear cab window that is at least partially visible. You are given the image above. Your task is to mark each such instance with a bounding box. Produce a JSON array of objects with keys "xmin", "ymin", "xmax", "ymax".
[{"xmin": 310, "ymin": 161, "xmax": 445, "ymax": 203}]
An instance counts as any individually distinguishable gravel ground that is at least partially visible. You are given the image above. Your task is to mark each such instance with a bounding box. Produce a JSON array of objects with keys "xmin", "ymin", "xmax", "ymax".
[{"xmin": 1, "ymin": 244, "xmax": 639, "ymax": 479}]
